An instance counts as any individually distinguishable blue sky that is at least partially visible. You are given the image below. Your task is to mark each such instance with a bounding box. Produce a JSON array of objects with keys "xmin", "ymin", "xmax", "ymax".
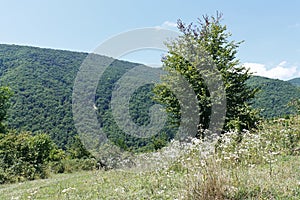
[{"xmin": 1, "ymin": 0, "xmax": 300, "ymax": 80}]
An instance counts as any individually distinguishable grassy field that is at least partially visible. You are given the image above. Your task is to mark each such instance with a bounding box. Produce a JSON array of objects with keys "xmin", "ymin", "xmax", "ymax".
[
  {"xmin": 1, "ymin": 117, "xmax": 300, "ymax": 199},
  {"xmin": 0, "ymin": 154, "xmax": 299, "ymax": 199},
  {"xmin": 0, "ymin": 167, "xmax": 186, "ymax": 199}
]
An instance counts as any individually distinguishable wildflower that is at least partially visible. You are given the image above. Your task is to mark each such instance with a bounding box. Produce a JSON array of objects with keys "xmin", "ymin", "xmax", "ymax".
[
  {"xmin": 30, "ymin": 190, "xmax": 38, "ymax": 196},
  {"xmin": 114, "ymin": 187, "xmax": 125, "ymax": 193},
  {"xmin": 191, "ymin": 138, "xmax": 201, "ymax": 145},
  {"xmin": 158, "ymin": 190, "xmax": 164, "ymax": 194},
  {"xmin": 271, "ymin": 151, "xmax": 280, "ymax": 155},
  {"xmin": 62, "ymin": 187, "xmax": 76, "ymax": 193}
]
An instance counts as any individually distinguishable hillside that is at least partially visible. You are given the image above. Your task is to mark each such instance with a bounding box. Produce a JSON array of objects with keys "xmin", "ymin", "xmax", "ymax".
[
  {"xmin": 288, "ymin": 77, "xmax": 300, "ymax": 87},
  {"xmin": 0, "ymin": 44, "xmax": 173, "ymax": 151},
  {"xmin": 247, "ymin": 76, "xmax": 300, "ymax": 118},
  {"xmin": 0, "ymin": 44, "xmax": 300, "ymax": 149},
  {"xmin": 0, "ymin": 44, "xmax": 87, "ymax": 147}
]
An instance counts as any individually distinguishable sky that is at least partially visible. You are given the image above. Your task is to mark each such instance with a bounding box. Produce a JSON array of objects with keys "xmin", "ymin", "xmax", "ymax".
[{"xmin": 1, "ymin": 0, "xmax": 300, "ymax": 80}]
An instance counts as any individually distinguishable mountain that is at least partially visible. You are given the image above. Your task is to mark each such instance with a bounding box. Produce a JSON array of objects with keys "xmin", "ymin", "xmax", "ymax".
[
  {"xmin": 247, "ymin": 76, "xmax": 300, "ymax": 118},
  {"xmin": 0, "ymin": 44, "xmax": 175, "ymax": 151},
  {"xmin": 0, "ymin": 44, "xmax": 299, "ymax": 149},
  {"xmin": 288, "ymin": 78, "xmax": 300, "ymax": 87},
  {"xmin": 0, "ymin": 44, "xmax": 84, "ymax": 147}
]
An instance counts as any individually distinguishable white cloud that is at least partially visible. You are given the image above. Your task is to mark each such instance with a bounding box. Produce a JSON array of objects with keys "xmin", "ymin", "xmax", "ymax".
[
  {"xmin": 162, "ymin": 21, "xmax": 177, "ymax": 28},
  {"xmin": 155, "ymin": 21, "xmax": 177, "ymax": 30},
  {"xmin": 243, "ymin": 61, "xmax": 298, "ymax": 80}
]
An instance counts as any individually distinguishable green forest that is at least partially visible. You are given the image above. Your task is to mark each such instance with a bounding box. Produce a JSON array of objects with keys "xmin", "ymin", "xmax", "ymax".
[
  {"xmin": 247, "ymin": 76, "xmax": 300, "ymax": 118},
  {"xmin": 0, "ymin": 44, "xmax": 299, "ymax": 149},
  {"xmin": 0, "ymin": 44, "xmax": 180, "ymax": 151}
]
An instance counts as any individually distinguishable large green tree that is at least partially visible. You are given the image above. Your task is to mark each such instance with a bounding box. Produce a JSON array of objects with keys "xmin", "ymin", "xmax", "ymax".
[{"xmin": 154, "ymin": 13, "xmax": 259, "ymax": 136}]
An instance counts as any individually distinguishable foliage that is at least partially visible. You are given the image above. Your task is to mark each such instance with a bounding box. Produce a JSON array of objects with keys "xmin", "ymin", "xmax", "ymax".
[
  {"xmin": 289, "ymin": 98, "xmax": 300, "ymax": 114},
  {"xmin": 0, "ymin": 44, "xmax": 86, "ymax": 147},
  {"xmin": 0, "ymin": 86, "xmax": 12, "ymax": 133},
  {"xmin": 95, "ymin": 62, "xmax": 177, "ymax": 152},
  {"xmin": 0, "ymin": 44, "xmax": 176, "ymax": 151},
  {"xmin": 66, "ymin": 135, "xmax": 92, "ymax": 159},
  {"xmin": 0, "ymin": 131, "xmax": 57, "ymax": 183},
  {"xmin": 154, "ymin": 13, "xmax": 259, "ymax": 134},
  {"xmin": 0, "ymin": 43, "xmax": 299, "ymax": 154},
  {"xmin": 247, "ymin": 75, "xmax": 300, "ymax": 118},
  {"xmin": 49, "ymin": 158, "xmax": 98, "ymax": 174},
  {"xmin": 288, "ymin": 77, "xmax": 300, "ymax": 87},
  {"xmin": 0, "ymin": 130, "xmax": 99, "ymax": 183}
]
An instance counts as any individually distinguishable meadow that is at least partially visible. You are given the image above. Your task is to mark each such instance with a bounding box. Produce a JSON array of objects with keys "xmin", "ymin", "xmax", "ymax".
[{"xmin": 0, "ymin": 117, "xmax": 299, "ymax": 200}]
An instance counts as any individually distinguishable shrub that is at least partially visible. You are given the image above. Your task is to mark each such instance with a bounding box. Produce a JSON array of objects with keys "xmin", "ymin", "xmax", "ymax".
[{"xmin": 0, "ymin": 131, "xmax": 56, "ymax": 183}]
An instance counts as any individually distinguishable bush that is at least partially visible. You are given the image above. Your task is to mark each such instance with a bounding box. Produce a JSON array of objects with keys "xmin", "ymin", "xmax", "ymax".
[
  {"xmin": 0, "ymin": 131, "xmax": 56, "ymax": 183},
  {"xmin": 49, "ymin": 158, "xmax": 98, "ymax": 174}
]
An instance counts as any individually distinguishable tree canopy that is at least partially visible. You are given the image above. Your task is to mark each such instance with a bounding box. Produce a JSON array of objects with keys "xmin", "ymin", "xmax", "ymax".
[{"xmin": 154, "ymin": 13, "xmax": 259, "ymax": 135}]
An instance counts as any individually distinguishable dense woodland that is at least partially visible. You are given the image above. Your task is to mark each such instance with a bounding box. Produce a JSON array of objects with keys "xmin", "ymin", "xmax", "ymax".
[
  {"xmin": 247, "ymin": 76, "xmax": 300, "ymax": 118},
  {"xmin": 0, "ymin": 44, "xmax": 178, "ymax": 153},
  {"xmin": 0, "ymin": 44, "xmax": 300, "ymax": 150}
]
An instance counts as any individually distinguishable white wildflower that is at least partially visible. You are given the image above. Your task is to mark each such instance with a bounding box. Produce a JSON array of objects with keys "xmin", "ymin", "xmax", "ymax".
[{"xmin": 62, "ymin": 187, "xmax": 76, "ymax": 194}]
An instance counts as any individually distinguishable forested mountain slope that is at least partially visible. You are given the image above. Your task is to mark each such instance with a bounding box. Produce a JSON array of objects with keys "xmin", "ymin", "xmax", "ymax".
[
  {"xmin": 0, "ymin": 44, "xmax": 92, "ymax": 147},
  {"xmin": 0, "ymin": 44, "xmax": 299, "ymax": 149},
  {"xmin": 0, "ymin": 44, "xmax": 172, "ymax": 150},
  {"xmin": 288, "ymin": 77, "xmax": 300, "ymax": 87},
  {"xmin": 247, "ymin": 76, "xmax": 300, "ymax": 118}
]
